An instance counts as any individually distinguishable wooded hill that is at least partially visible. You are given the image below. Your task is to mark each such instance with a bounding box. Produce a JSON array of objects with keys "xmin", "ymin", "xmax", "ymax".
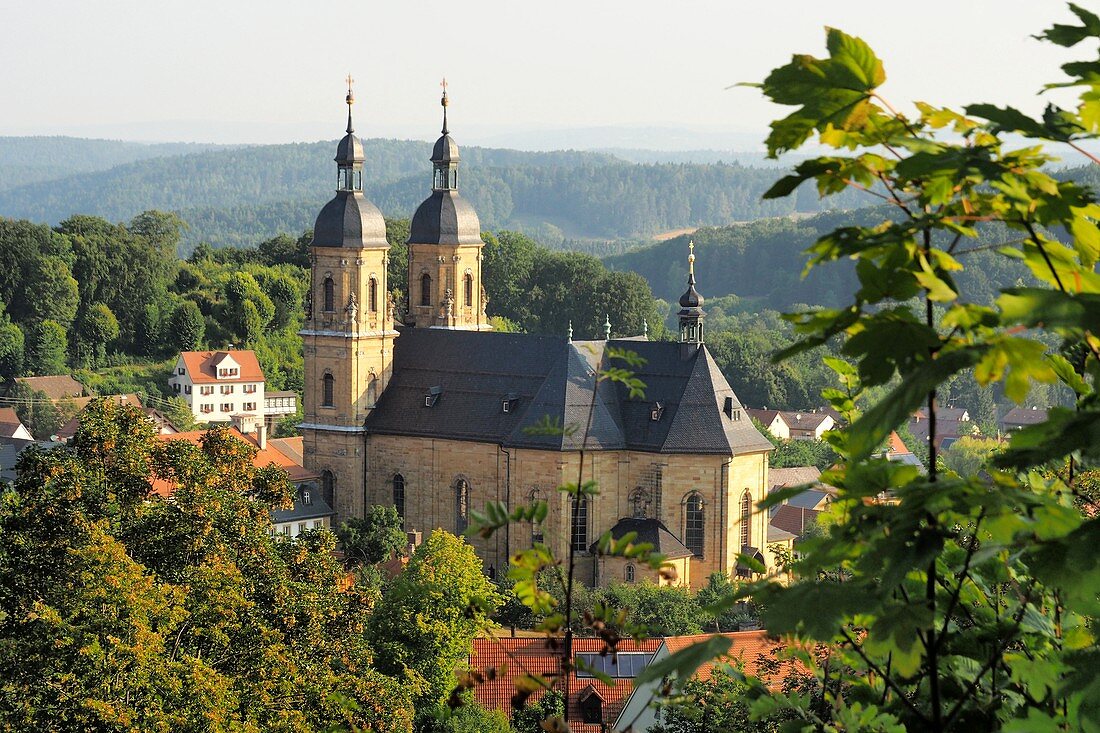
[{"xmin": 0, "ymin": 136, "xmax": 862, "ymax": 252}]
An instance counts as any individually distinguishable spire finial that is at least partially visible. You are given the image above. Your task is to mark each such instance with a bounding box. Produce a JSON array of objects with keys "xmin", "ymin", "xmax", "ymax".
[
  {"xmin": 440, "ymin": 76, "xmax": 450, "ymax": 135},
  {"xmin": 688, "ymin": 239, "xmax": 696, "ymax": 276},
  {"xmin": 567, "ymin": 320, "xmax": 573, "ymax": 343},
  {"xmin": 603, "ymin": 314, "xmax": 612, "ymax": 340},
  {"xmin": 345, "ymin": 74, "xmax": 355, "ymax": 134}
]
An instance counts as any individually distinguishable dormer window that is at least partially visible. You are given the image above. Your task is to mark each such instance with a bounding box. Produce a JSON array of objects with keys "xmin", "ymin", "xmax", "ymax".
[
  {"xmin": 650, "ymin": 402, "xmax": 664, "ymax": 421},
  {"xmin": 724, "ymin": 396, "xmax": 735, "ymax": 418},
  {"xmin": 302, "ymin": 489, "xmax": 312, "ymax": 506},
  {"xmin": 502, "ymin": 393, "xmax": 519, "ymax": 414},
  {"xmin": 424, "ymin": 386, "xmax": 443, "ymax": 408}
]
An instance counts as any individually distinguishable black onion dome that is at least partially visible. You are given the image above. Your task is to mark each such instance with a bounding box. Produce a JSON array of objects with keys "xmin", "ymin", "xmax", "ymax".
[
  {"xmin": 313, "ymin": 192, "xmax": 388, "ymax": 248},
  {"xmin": 335, "ymin": 131, "xmax": 364, "ymax": 164},
  {"xmin": 431, "ymin": 133, "xmax": 460, "ymax": 164},
  {"xmin": 679, "ymin": 273, "xmax": 704, "ymax": 309},
  {"xmin": 408, "ymin": 189, "xmax": 482, "ymax": 245}
]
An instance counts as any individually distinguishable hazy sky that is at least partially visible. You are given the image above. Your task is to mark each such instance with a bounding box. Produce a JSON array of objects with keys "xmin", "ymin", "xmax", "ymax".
[{"xmin": 1, "ymin": 1, "xmax": 1088, "ymax": 149}]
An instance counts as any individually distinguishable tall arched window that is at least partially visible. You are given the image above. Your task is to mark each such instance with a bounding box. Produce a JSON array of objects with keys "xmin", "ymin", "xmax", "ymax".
[
  {"xmin": 571, "ymin": 497, "xmax": 588, "ymax": 552},
  {"xmin": 420, "ymin": 273, "xmax": 432, "ymax": 307},
  {"xmin": 739, "ymin": 490, "xmax": 753, "ymax": 549},
  {"xmin": 456, "ymin": 478, "xmax": 470, "ymax": 533},
  {"xmin": 321, "ymin": 470, "xmax": 335, "ymax": 509},
  {"xmin": 528, "ymin": 487, "xmax": 544, "ymax": 545},
  {"xmin": 625, "ymin": 564, "xmax": 636, "ymax": 582},
  {"xmin": 369, "ymin": 277, "xmax": 378, "ymax": 313},
  {"xmin": 323, "ymin": 277, "xmax": 335, "ymax": 312},
  {"xmin": 393, "ymin": 474, "xmax": 405, "ymax": 525},
  {"xmin": 322, "ymin": 372, "xmax": 335, "ymax": 407},
  {"xmin": 685, "ymin": 492, "xmax": 705, "ymax": 557},
  {"xmin": 464, "ymin": 273, "xmax": 473, "ymax": 307},
  {"xmin": 630, "ymin": 488, "xmax": 650, "ymax": 518}
]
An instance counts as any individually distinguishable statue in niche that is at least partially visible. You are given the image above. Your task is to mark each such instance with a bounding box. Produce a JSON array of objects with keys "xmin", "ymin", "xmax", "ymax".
[
  {"xmin": 387, "ymin": 291, "xmax": 396, "ymax": 324},
  {"xmin": 480, "ymin": 284, "xmax": 489, "ymax": 318},
  {"xmin": 440, "ymin": 288, "xmax": 454, "ymax": 321},
  {"xmin": 345, "ymin": 292, "xmax": 358, "ymax": 322}
]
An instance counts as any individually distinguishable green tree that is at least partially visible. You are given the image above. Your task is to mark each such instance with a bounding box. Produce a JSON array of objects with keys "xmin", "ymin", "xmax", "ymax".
[
  {"xmin": 165, "ymin": 299, "xmax": 205, "ymax": 352},
  {"xmin": 338, "ymin": 505, "xmax": 408, "ymax": 566},
  {"xmin": 23, "ymin": 319, "xmax": 67, "ymax": 376},
  {"xmin": 0, "ymin": 314, "xmax": 24, "ymax": 381},
  {"xmin": 510, "ymin": 691, "xmax": 565, "ymax": 733},
  {"xmin": 369, "ymin": 529, "xmax": 501, "ymax": 712},
  {"xmin": 940, "ymin": 435, "xmax": 1001, "ymax": 478},
  {"xmin": 728, "ymin": 14, "xmax": 1100, "ymax": 731},
  {"xmin": 482, "ymin": 230, "xmax": 538, "ymax": 324},
  {"xmin": 264, "ymin": 271, "xmax": 302, "ymax": 331},
  {"xmin": 161, "ymin": 395, "xmax": 198, "ymax": 431},
  {"xmin": 24, "ymin": 255, "xmax": 79, "ymax": 328},
  {"xmin": 73, "ymin": 302, "xmax": 119, "ymax": 368},
  {"xmin": 6, "ymin": 382, "xmax": 63, "ymax": 440},
  {"xmin": 599, "ymin": 581, "xmax": 704, "ymax": 636}
]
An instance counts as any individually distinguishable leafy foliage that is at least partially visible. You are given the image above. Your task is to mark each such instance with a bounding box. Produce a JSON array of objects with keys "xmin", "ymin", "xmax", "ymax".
[{"xmin": 338, "ymin": 505, "xmax": 408, "ymax": 566}]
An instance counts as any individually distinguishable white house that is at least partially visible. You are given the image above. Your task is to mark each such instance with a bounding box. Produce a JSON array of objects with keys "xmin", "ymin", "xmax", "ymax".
[
  {"xmin": 746, "ymin": 408, "xmax": 790, "ymax": 440},
  {"xmin": 168, "ymin": 350, "xmax": 267, "ymax": 424},
  {"xmin": 780, "ymin": 410, "xmax": 835, "ymax": 441}
]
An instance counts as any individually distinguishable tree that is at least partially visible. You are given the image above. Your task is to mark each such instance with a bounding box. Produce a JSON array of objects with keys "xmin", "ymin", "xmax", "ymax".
[
  {"xmin": 338, "ymin": 505, "xmax": 407, "ymax": 566},
  {"xmin": 264, "ymin": 271, "xmax": 302, "ymax": 331},
  {"xmin": 510, "ymin": 691, "xmax": 565, "ymax": 733},
  {"xmin": 728, "ymin": 13, "xmax": 1100, "ymax": 731},
  {"xmin": 73, "ymin": 302, "xmax": 119, "ymax": 368},
  {"xmin": 694, "ymin": 572, "xmax": 758, "ymax": 632},
  {"xmin": 24, "ymin": 255, "xmax": 79, "ymax": 328},
  {"xmin": 0, "ymin": 314, "xmax": 24, "ymax": 381},
  {"xmin": 165, "ymin": 300, "xmax": 205, "ymax": 352},
  {"xmin": 599, "ymin": 581, "xmax": 704, "ymax": 637},
  {"xmin": 161, "ymin": 395, "xmax": 198, "ymax": 431},
  {"xmin": 23, "ymin": 319, "xmax": 67, "ymax": 376},
  {"xmin": 940, "ymin": 435, "xmax": 1001, "ymax": 478},
  {"xmin": 368, "ymin": 529, "xmax": 501, "ymax": 712},
  {"xmin": 6, "ymin": 381, "xmax": 63, "ymax": 440}
]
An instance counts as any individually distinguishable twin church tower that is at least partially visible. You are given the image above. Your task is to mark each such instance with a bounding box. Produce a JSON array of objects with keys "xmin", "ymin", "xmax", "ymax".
[{"xmin": 299, "ymin": 80, "xmax": 772, "ymax": 588}]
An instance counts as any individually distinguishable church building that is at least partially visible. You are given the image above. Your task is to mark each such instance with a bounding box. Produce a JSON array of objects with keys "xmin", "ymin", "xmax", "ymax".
[{"xmin": 300, "ymin": 83, "xmax": 778, "ymax": 587}]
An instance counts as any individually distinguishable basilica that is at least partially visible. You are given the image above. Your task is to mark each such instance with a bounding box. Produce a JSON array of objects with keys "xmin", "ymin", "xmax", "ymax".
[{"xmin": 300, "ymin": 84, "xmax": 778, "ymax": 587}]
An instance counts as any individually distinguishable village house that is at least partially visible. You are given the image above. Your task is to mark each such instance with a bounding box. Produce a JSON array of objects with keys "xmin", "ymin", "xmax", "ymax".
[
  {"xmin": 169, "ymin": 349, "xmax": 297, "ymax": 429},
  {"xmin": 1002, "ymin": 405, "xmax": 1048, "ymax": 432},
  {"xmin": 0, "ymin": 408, "xmax": 34, "ymax": 441},
  {"xmin": 746, "ymin": 408, "xmax": 834, "ymax": 441}
]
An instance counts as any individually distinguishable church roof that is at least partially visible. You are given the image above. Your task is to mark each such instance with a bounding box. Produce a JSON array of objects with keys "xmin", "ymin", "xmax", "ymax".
[
  {"xmin": 408, "ymin": 189, "xmax": 483, "ymax": 245},
  {"xmin": 313, "ymin": 191, "xmax": 388, "ymax": 248},
  {"xmin": 363, "ymin": 329, "xmax": 773, "ymax": 456},
  {"xmin": 593, "ymin": 517, "xmax": 695, "ymax": 559}
]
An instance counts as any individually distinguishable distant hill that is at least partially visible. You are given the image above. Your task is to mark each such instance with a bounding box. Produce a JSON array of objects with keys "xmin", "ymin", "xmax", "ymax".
[
  {"xmin": 606, "ymin": 209, "xmax": 1038, "ymax": 313},
  {"xmin": 0, "ymin": 136, "xmax": 864, "ymax": 251},
  {"xmin": 0, "ymin": 136, "xmax": 234, "ymax": 191}
]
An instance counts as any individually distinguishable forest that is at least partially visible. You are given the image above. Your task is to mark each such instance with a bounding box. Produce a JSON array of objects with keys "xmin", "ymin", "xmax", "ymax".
[{"xmin": 0, "ymin": 136, "xmax": 865, "ymax": 251}]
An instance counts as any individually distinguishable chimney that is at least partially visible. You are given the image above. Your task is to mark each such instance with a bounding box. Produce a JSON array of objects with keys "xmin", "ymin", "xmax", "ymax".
[
  {"xmin": 406, "ymin": 530, "xmax": 422, "ymax": 555},
  {"xmin": 257, "ymin": 422, "xmax": 268, "ymax": 450}
]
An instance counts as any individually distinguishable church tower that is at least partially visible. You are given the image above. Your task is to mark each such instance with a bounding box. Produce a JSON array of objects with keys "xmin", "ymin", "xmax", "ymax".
[
  {"xmin": 678, "ymin": 241, "xmax": 705, "ymax": 359},
  {"xmin": 301, "ymin": 78, "xmax": 397, "ymax": 520},
  {"xmin": 406, "ymin": 81, "xmax": 491, "ymax": 329}
]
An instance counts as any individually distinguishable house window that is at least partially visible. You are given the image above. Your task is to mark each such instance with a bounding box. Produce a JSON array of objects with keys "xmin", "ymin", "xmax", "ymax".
[
  {"xmin": 243, "ymin": 402, "xmax": 256, "ymax": 411},
  {"xmin": 243, "ymin": 384, "xmax": 257, "ymax": 394},
  {"xmin": 685, "ymin": 492, "xmax": 705, "ymax": 557},
  {"xmin": 200, "ymin": 386, "xmax": 214, "ymax": 396},
  {"xmin": 630, "ymin": 488, "xmax": 650, "ymax": 518},
  {"xmin": 420, "ymin": 273, "xmax": 432, "ymax": 307},
  {"xmin": 323, "ymin": 277, "xmax": 335, "ymax": 312},
  {"xmin": 740, "ymin": 490, "xmax": 752, "ymax": 549},
  {"xmin": 184, "ymin": 385, "xmax": 192, "ymax": 394},
  {"xmin": 571, "ymin": 496, "xmax": 588, "ymax": 552},
  {"xmin": 321, "ymin": 470, "xmax": 335, "ymax": 509},
  {"xmin": 221, "ymin": 385, "xmax": 233, "ymax": 395},
  {"xmin": 625, "ymin": 564, "xmax": 635, "ymax": 582},
  {"xmin": 455, "ymin": 478, "xmax": 469, "ymax": 533},
  {"xmin": 200, "ymin": 404, "xmax": 213, "ymax": 414},
  {"xmin": 369, "ymin": 277, "xmax": 378, "ymax": 313},
  {"xmin": 464, "ymin": 272, "xmax": 473, "ymax": 307},
  {"xmin": 322, "ymin": 373, "xmax": 335, "ymax": 407},
  {"xmin": 220, "ymin": 403, "xmax": 232, "ymax": 412},
  {"xmin": 298, "ymin": 522, "xmax": 306, "ymax": 535},
  {"xmin": 393, "ymin": 474, "xmax": 405, "ymax": 524},
  {"xmin": 576, "ymin": 652, "xmax": 651, "ymax": 678},
  {"xmin": 313, "ymin": 519, "xmax": 323, "ymax": 529},
  {"xmin": 178, "ymin": 367, "xmax": 185, "ymax": 375}
]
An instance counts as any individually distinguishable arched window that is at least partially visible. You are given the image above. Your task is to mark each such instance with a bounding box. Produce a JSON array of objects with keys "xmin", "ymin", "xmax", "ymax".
[
  {"xmin": 630, "ymin": 488, "xmax": 650, "ymax": 518},
  {"xmin": 464, "ymin": 272, "xmax": 473, "ymax": 307},
  {"xmin": 369, "ymin": 277, "xmax": 378, "ymax": 313},
  {"xmin": 625, "ymin": 564, "xmax": 636, "ymax": 582},
  {"xmin": 739, "ymin": 490, "xmax": 752, "ymax": 549},
  {"xmin": 323, "ymin": 277, "xmax": 335, "ymax": 312},
  {"xmin": 685, "ymin": 492, "xmax": 705, "ymax": 557},
  {"xmin": 528, "ymin": 487, "xmax": 544, "ymax": 545},
  {"xmin": 393, "ymin": 474, "xmax": 405, "ymax": 525},
  {"xmin": 420, "ymin": 273, "xmax": 432, "ymax": 307},
  {"xmin": 456, "ymin": 478, "xmax": 470, "ymax": 533},
  {"xmin": 321, "ymin": 470, "xmax": 335, "ymax": 509},
  {"xmin": 570, "ymin": 496, "xmax": 588, "ymax": 552},
  {"xmin": 322, "ymin": 372, "xmax": 335, "ymax": 407}
]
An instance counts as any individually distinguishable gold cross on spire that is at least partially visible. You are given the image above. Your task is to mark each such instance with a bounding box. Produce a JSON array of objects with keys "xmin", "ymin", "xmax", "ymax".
[
  {"xmin": 345, "ymin": 74, "xmax": 355, "ymax": 105},
  {"xmin": 440, "ymin": 76, "xmax": 449, "ymax": 106},
  {"xmin": 688, "ymin": 240, "xmax": 696, "ymax": 275}
]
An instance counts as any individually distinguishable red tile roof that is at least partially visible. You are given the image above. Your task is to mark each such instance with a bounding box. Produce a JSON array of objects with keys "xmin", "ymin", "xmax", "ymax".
[
  {"xmin": 0, "ymin": 408, "xmax": 29, "ymax": 438},
  {"xmin": 886, "ymin": 431, "xmax": 910, "ymax": 455},
  {"xmin": 469, "ymin": 636, "xmax": 662, "ymax": 733},
  {"xmin": 150, "ymin": 427, "xmax": 318, "ymax": 497},
  {"xmin": 662, "ymin": 631, "xmax": 773, "ymax": 682},
  {"xmin": 770, "ymin": 504, "xmax": 820, "ymax": 536},
  {"xmin": 178, "ymin": 350, "xmax": 265, "ymax": 384}
]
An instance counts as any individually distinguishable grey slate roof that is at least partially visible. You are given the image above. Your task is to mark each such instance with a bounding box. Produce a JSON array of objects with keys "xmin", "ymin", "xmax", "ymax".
[
  {"xmin": 271, "ymin": 484, "xmax": 335, "ymax": 524},
  {"xmin": 593, "ymin": 517, "xmax": 694, "ymax": 560},
  {"xmin": 313, "ymin": 191, "xmax": 388, "ymax": 249},
  {"xmin": 408, "ymin": 189, "xmax": 483, "ymax": 246},
  {"xmin": 364, "ymin": 328, "xmax": 773, "ymax": 456}
]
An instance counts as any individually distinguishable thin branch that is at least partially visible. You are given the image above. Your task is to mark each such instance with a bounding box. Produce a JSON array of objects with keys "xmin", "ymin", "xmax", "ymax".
[
  {"xmin": 839, "ymin": 628, "xmax": 930, "ymax": 724},
  {"xmin": 934, "ymin": 509, "xmax": 986, "ymax": 655},
  {"xmin": 1067, "ymin": 140, "xmax": 1100, "ymax": 166}
]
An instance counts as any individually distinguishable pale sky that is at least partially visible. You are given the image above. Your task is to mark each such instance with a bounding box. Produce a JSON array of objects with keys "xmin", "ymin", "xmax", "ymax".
[{"xmin": 0, "ymin": 1, "xmax": 1088, "ymax": 149}]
